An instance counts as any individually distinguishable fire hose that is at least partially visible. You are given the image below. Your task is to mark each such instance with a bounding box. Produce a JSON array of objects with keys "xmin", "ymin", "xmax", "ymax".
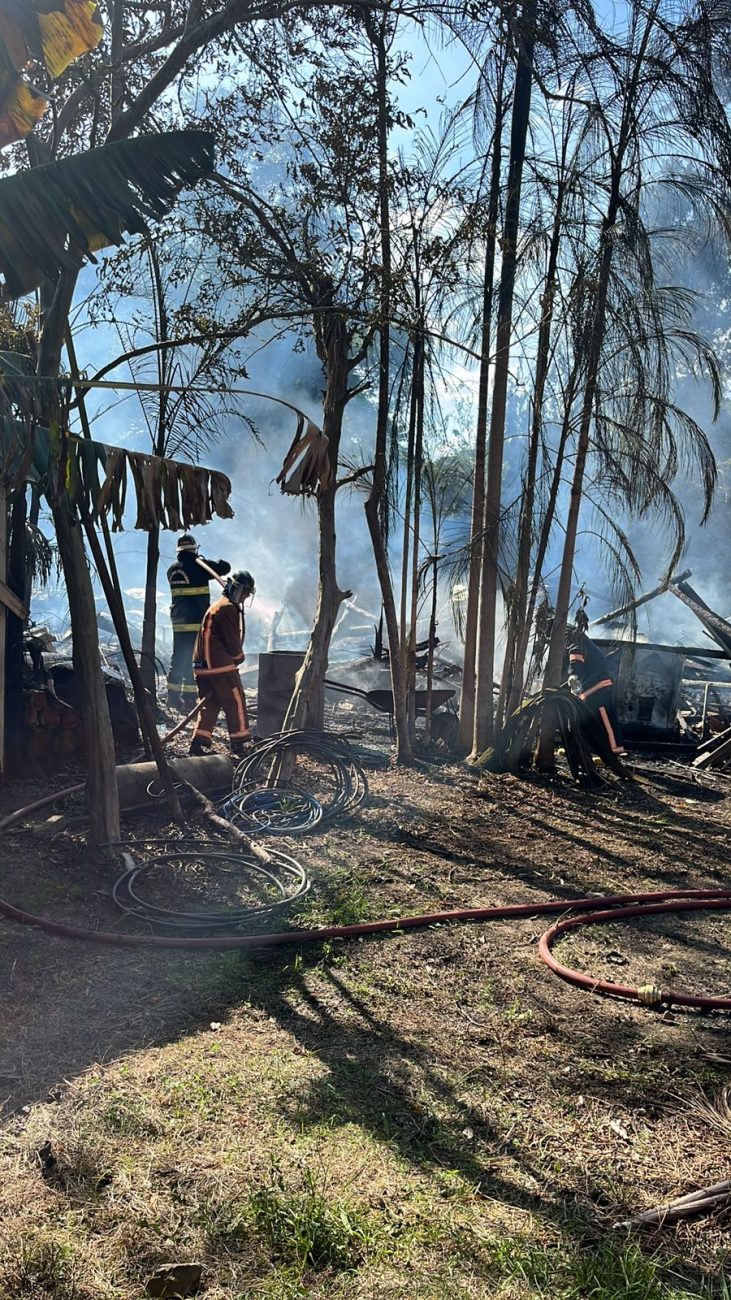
[
  {"xmin": 1, "ymin": 882, "xmax": 731, "ymax": 1011},
  {"xmin": 1, "ymin": 730, "xmax": 729, "ymax": 1011}
]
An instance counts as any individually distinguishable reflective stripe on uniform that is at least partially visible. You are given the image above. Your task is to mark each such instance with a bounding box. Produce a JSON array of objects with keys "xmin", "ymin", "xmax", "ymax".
[
  {"xmin": 569, "ymin": 653, "xmax": 585, "ymax": 663},
  {"xmin": 598, "ymin": 705, "xmax": 623, "ymax": 753},
  {"xmin": 171, "ymin": 623, "xmax": 201, "ymax": 632},
  {"xmin": 580, "ymin": 677, "xmax": 614, "ymax": 700},
  {"xmin": 194, "ymin": 663, "xmax": 239, "ymax": 676},
  {"xmin": 170, "ymin": 586, "xmax": 209, "ymax": 596}
]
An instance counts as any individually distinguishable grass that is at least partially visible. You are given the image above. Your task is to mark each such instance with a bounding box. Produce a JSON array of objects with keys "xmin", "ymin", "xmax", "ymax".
[
  {"xmin": 248, "ymin": 1163, "xmax": 377, "ymax": 1273},
  {"xmin": 0, "ymin": 1235, "xmax": 83, "ymax": 1300},
  {"xmin": 2, "ymin": 755, "xmax": 731, "ymax": 1298},
  {"xmin": 477, "ymin": 1234, "xmax": 730, "ymax": 1299}
]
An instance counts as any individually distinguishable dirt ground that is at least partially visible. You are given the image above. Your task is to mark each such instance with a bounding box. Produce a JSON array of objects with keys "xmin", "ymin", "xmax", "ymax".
[{"xmin": 1, "ymin": 711, "xmax": 730, "ymax": 1298}]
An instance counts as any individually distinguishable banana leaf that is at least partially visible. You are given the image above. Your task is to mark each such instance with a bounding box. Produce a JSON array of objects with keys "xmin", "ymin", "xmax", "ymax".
[
  {"xmin": 0, "ymin": 129, "xmax": 215, "ymax": 297},
  {"xmin": 0, "ymin": 1, "xmax": 102, "ymax": 147},
  {"xmin": 0, "ymin": 0, "xmax": 102, "ymax": 79}
]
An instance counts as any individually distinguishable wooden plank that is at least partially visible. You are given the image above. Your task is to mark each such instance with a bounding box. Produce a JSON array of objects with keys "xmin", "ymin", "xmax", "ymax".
[
  {"xmin": 595, "ymin": 638, "xmax": 730, "ymax": 660},
  {"xmin": 694, "ymin": 731, "xmax": 731, "ymax": 769},
  {"xmin": 0, "ymin": 577, "xmax": 28, "ymax": 621}
]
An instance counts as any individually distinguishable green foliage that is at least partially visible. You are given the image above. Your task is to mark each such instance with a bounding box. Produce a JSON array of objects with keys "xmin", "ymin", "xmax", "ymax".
[
  {"xmin": 0, "ymin": 1234, "xmax": 82, "ymax": 1300},
  {"xmin": 248, "ymin": 1164, "xmax": 375, "ymax": 1273}
]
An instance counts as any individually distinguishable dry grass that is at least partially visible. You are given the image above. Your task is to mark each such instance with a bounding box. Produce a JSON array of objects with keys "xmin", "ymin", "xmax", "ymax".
[{"xmin": 1, "ymin": 741, "xmax": 731, "ymax": 1297}]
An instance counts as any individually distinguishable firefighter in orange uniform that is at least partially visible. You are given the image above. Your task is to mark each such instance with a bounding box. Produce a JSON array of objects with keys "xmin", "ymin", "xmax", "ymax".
[{"xmin": 189, "ymin": 570, "xmax": 255, "ymax": 756}]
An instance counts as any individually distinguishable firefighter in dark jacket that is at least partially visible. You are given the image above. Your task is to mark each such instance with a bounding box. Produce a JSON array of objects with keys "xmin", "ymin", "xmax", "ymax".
[
  {"xmin": 166, "ymin": 534, "xmax": 230, "ymax": 710},
  {"xmin": 189, "ymin": 570, "xmax": 256, "ymax": 756},
  {"xmin": 567, "ymin": 629, "xmax": 626, "ymax": 757}
]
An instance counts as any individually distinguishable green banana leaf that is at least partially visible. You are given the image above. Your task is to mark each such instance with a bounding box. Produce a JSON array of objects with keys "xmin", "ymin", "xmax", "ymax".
[{"xmin": 0, "ymin": 129, "xmax": 215, "ymax": 297}]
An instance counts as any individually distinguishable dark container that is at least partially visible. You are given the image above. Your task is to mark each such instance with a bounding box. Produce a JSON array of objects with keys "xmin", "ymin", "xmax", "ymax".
[{"xmin": 257, "ymin": 651, "xmax": 324, "ymax": 736}]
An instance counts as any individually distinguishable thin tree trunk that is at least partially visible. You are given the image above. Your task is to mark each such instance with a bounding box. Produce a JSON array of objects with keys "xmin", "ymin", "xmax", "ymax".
[
  {"xmin": 84, "ymin": 518, "xmax": 183, "ymax": 823},
  {"xmin": 54, "ymin": 507, "xmax": 121, "ymax": 842},
  {"xmin": 140, "ymin": 524, "xmax": 160, "ymax": 703},
  {"xmin": 283, "ymin": 322, "xmax": 350, "ymax": 732},
  {"xmin": 537, "ymin": 231, "xmax": 619, "ymax": 769},
  {"xmin": 363, "ymin": 9, "xmax": 412, "ymax": 761},
  {"xmin": 506, "ymin": 362, "xmax": 578, "ymax": 713},
  {"xmin": 406, "ymin": 336, "xmax": 425, "ymax": 740},
  {"xmin": 498, "ymin": 180, "xmax": 566, "ymax": 724},
  {"xmin": 457, "ymin": 75, "xmax": 505, "ymax": 753},
  {"xmin": 23, "ymin": 485, "xmax": 40, "ymax": 613},
  {"xmin": 399, "ymin": 339, "xmax": 419, "ymax": 680},
  {"xmin": 40, "ymin": 266, "xmax": 120, "ymax": 844},
  {"xmin": 140, "ymin": 241, "xmax": 170, "ymax": 709},
  {"xmin": 471, "ymin": 1, "xmax": 536, "ymax": 757},
  {"xmin": 424, "ymin": 555, "xmax": 438, "ymax": 743},
  {"xmin": 6, "ymin": 488, "xmax": 27, "ymax": 750},
  {"xmin": 538, "ymin": 8, "xmax": 654, "ymax": 768}
]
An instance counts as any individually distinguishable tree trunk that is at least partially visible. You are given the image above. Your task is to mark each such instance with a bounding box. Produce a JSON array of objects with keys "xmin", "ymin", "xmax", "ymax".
[
  {"xmin": 6, "ymin": 488, "xmax": 28, "ymax": 752},
  {"xmin": 399, "ymin": 340, "xmax": 418, "ymax": 678},
  {"xmin": 537, "ymin": 228, "xmax": 620, "ymax": 769},
  {"xmin": 406, "ymin": 336, "xmax": 425, "ymax": 741},
  {"xmin": 424, "ymin": 555, "xmax": 438, "ymax": 743},
  {"xmin": 471, "ymin": 2, "xmax": 536, "ymax": 757},
  {"xmin": 283, "ymin": 320, "xmax": 350, "ymax": 732},
  {"xmin": 363, "ymin": 9, "xmax": 412, "ymax": 762},
  {"xmin": 140, "ymin": 523, "xmax": 160, "ymax": 704},
  {"xmin": 84, "ymin": 518, "xmax": 183, "ymax": 823},
  {"xmin": 505, "ymin": 366, "xmax": 577, "ymax": 713},
  {"xmin": 498, "ymin": 178, "xmax": 566, "ymax": 725},
  {"xmin": 457, "ymin": 71, "xmax": 505, "ymax": 753},
  {"xmin": 54, "ymin": 507, "xmax": 121, "ymax": 842},
  {"xmin": 40, "ymin": 266, "xmax": 120, "ymax": 843}
]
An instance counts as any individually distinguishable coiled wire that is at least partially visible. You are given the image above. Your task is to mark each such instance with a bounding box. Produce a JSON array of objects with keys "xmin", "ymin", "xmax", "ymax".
[
  {"xmin": 218, "ymin": 786, "xmax": 323, "ymax": 835},
  {"xmin": 112, "ymin": 840, "xmax": 309, "ymax": 930},
  {"xmin": 232, "ymin": 730, "xmax": 367, "ymax": 828}
]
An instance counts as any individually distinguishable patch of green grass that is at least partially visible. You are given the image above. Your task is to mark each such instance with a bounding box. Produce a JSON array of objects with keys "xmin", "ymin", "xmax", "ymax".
[
  {"xmin": 247, "ymin": 1164, "xmax": 377, "ymax": 1274},
  {"xmin": 0, "ymin": 1234, "xmax": 82, "ymax": 1300},
  {"xmin": 477, "ymin": 1232, "xmax": 729, "ymax": 1300},
  {"xmin": 100, "ymin": 1090, "xmax": 163, "ymax": 1137}
]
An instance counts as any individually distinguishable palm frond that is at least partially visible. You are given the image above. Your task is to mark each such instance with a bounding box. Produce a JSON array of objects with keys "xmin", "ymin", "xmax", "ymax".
[{"xmin": 0, "ymin": 130, "xmax": 215, "ymax": 298}]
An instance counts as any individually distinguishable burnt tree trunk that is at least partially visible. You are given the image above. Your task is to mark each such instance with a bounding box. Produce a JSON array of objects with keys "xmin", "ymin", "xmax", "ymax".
[
  {"xmin": 41, "ymin": 266, "xmax": 120, "ymax": 843},
  {"xmin": 498, "ymin": 177, "xmax": 567, "ymax": 724},
  {"xmin": 363, "ymin": 9, "xmax": 411, "ymax": 761},
  {"xmin": 505, "ymin": 361, "xmax": 579, "ymax": 713}
]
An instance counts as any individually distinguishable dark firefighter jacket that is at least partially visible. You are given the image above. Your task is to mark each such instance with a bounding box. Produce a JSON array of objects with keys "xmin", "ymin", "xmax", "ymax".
[
  {"xmin": 567, "ymin": 635, "xmax": 615, "ymax": 699},
  {"xmin": 167, "ymin": 552, "xmax": 230, "ymax": 631},
  {"xmin": 193, "ymin": 596, "xmax": 245, "ymax": 675}
]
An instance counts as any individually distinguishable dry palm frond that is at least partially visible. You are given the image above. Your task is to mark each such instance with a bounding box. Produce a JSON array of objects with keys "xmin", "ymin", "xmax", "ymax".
[
  {"xmin": 685, "ymin": 1087, "xmax": 731, "ymax": 1141},
  {"xmin": 475, "ymin": 687, "xmax": 627, "ymax": 786},
  {"xmin": 0, "ymin": 130, "xmax": 214, "ymax": 297}
]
